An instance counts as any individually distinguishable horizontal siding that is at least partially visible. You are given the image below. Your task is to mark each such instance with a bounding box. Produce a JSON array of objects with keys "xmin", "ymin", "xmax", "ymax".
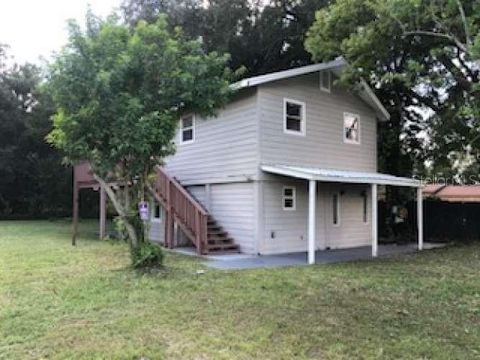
[
  {"xmin": 323, "ymin": 183, "xmax": 371, "ymax": 249},
  {"xmin": 209, "ymin": 182, "xmax": 256, "ymax": 254},
  {"xmin": 165, "ymin": 89, "xmax": 259, "ymax": 184},
  {"xmin": 187, "ymin": 185, "xmax": 206, "ymax": 207},
  {"xmin": 149, "ymin": 205, "xmax": 165, "ymax": 244},
  {"xmin": 258, "ymin": 73, "xmax": 378, "ymax": 173},
  {"xmin": 261, "ymin": 179, "xmax": 371, "ymax": 254},
  {"xmin": 261, "ymin": 179, "xmax": 309, "ymax": 254}
]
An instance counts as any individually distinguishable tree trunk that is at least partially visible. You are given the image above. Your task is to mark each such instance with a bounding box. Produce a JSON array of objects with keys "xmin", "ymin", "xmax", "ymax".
[{"xmin": 92, "ymin": 174, "xmax": 139, "ymax": 248}]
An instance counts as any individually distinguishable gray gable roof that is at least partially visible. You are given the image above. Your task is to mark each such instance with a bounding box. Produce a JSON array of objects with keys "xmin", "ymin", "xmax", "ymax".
[{"xmin": 231, "ymin": 58, "xmax": 390, "ymax": 121}]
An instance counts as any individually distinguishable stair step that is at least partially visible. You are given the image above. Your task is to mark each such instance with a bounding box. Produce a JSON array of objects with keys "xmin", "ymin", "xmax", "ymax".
[
  {"xmin": 207, "ymin": 225, "xmax": 224, "ymax": 231},
  {"xmin": 208, "ymin": 230, "xmax": 228, "ymax": 236},
  {"xmin": 208, "ymin": 231, "xmax": 229, "ymax": 237},
  {"xmin": 208, "ymin": 238, "xmax": 230, "ymax": 243},
  {"xmin": 208, "ymin": 238, "xmax": 235, "ymax": 245},
  {"xmin": 207, "ymin": 244, "xmax": 240, "ymax": 252},
  {"xmin": 208, "ymin": 249, "xmax": 241, "ymax": 254}
]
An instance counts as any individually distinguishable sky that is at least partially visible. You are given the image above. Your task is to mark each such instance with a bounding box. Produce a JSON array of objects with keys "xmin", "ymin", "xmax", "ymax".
[{"xmin": 0, "ymin": 0, "xmax": 122, "ymax": 65}]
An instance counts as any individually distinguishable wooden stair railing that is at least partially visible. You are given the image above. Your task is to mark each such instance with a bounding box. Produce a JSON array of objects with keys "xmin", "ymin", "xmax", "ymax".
[{"xmin": 154, "ymin": 166, "xmax": 209, "ymax": 254}]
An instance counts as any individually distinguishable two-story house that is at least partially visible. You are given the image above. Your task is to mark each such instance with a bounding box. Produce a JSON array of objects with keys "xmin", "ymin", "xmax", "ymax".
[
  {"xmin": 73, "ymin": 58, "xmax": 423, "ymax": 264},
  {"xmin": 145, "ymin": 58, "xmax": 423, "ymax": 264}
]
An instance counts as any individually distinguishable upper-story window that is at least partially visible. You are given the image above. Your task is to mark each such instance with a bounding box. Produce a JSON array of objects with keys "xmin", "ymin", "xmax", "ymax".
[
  {"xmin": 320, "ymin": 71, "xmax": 331, "ymax": 92},
  {"xmin": 180, "ymin": 115, "xmax": 195, "ymax": 144},
  {"xmin": 283, "ymin": 98, "xmax": 306, "ymax": 136},
  {"xmin": 343, "ymin": 112, "xmax": 360, "ymax": 144}
]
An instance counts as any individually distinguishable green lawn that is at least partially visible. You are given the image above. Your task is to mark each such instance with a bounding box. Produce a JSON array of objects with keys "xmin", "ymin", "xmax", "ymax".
[{"xmin": 1, "ymin": 221, "xmax": 479, "ymax": 359}]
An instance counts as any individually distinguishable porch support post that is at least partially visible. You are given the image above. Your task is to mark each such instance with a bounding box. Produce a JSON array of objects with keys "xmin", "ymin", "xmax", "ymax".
[
  {"xmin": 99, "ymin": 187, "xmax": 107, "ymax": 240},
  {"xmin": 165, "ymin": 180, "xmax": 174, "ymax": 249},
  {"xmin": 308, "ymin": 179, "xmax": 317, "ymax": 265},
  {"xmin": 371, "ymin": 183, "xmax": 378, "ymax": 257},
  {"xmin": 417, "ymin": 187, "xmax": 423, "ymax": 250}
]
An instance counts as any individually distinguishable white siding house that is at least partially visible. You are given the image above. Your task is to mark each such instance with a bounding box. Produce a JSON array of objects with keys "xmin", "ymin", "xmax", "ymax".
[{"xmin": 149, "ymin": 58, "xmax": 423, "ymax": 262}]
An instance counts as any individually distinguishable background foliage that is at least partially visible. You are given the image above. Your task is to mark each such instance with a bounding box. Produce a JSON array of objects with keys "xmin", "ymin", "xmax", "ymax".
[
  {"xmin": 120, "ymin": 0, "xmax": 329, "ymax": 77},
  {"xmin": 0, "ymin": 47, "xmax": 72, "ymax": 219}
]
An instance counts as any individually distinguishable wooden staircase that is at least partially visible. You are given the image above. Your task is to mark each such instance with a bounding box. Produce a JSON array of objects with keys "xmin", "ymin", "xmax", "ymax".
[
  {"xmin": 206, "ymin": 216, "xmax": 239, "ymax": 253},
  {"xmin": 152, "ymin": 166, "xmax": 239, "ymax": 255}
]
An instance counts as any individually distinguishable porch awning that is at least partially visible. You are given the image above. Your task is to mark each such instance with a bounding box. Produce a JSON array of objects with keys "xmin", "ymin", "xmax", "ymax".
[{"xmin": 261, "ymin": 164, "xmax": 421, "ymax": 187}]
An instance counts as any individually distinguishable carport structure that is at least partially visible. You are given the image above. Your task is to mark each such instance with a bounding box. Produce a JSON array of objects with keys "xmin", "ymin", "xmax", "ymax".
[{"xmin": 261, "ymin": 164, "xmax": 423, "ymax": 264}]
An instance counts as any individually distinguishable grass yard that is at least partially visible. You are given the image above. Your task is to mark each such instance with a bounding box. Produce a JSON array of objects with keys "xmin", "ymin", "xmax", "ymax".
[{"xmin": 1, "ymin": 221, "xmax": 480, "ymax": 359}]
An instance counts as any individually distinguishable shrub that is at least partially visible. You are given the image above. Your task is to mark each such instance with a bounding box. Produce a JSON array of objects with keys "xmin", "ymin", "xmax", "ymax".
[{"xmin": 131, "ymin": 242, "xmax": 164, "ymax": 269}]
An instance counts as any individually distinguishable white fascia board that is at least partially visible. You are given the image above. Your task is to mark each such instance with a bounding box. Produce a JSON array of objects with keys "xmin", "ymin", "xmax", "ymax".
[
  {"xmin": 359, "ymin": 79, "xmax": 390, "ymax": 121},
  {"xmin": 231, "ymin": 58, "xmax": 347, "ymax": 91},
  {"xmin": 261, "ymin": 164, "xmax": 316, "ymax": 181}
]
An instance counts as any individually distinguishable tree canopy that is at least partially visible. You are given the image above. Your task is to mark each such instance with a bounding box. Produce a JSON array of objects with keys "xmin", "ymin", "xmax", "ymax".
[
  {"xmin": 0, "ymin": 46, "xmax": 71, "ymax": 218},
  {"xmin": 305, "ymin": 0, "xmax": 479, "ymax": 178},
  {"xmin": 47, "ymin": 14, "xmax": 232, "ymax": 259},
  {"xmin": 120, "ymin": 0, "xmax": 329, "ymax": 77}
]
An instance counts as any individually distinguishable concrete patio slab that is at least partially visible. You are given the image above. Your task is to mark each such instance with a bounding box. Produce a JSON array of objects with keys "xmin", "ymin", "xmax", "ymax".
[{"xmin": 201, "ymin": 243, "xmax": 446, "ymax": 270}]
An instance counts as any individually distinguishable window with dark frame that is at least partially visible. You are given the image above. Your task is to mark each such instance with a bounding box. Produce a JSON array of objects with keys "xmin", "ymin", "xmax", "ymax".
[
  {"xmin": 284, "ymin": 99, "xmax": 305, "ymax": 135},
  {"xmin": 181, "ymin": 115, "xmax": 194, "ymax": 143},
  {"xmin": 282, "ymin": 186, "xmax": 296, "ymax": 210}
]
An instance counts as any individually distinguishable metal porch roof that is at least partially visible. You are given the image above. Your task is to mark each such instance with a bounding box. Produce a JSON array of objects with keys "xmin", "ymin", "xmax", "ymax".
[{"xmin": 261, "ymin": 164, "xmax": 421, "ymax": 187}]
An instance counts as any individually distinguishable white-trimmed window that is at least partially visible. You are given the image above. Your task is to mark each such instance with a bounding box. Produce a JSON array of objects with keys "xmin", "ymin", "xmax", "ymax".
[
  {"xmin": 283, "ymin": 98, "xmax": 306, "ymax": 136},
  {"xmin": 282, "ymin": 186, "xmax": 296, "ymax": 210},
  {"xmin": 362, "ymin": 191, "xmax": 368, "ymax": 223},
  {"xmin": 180, "ymin": 115, "xmax": 195, "ymax": 144},
  {"xmin": 151, "ymin": 202, "xmax": 162, "ymax": 222},
  {"xmin": 332, "ymin": 193, "xmax": 340, "ymax": 225},
  {"xmin": 343, "ymin": 112, "xmax": 360, "ymax": 144},
  {"xmin": 320, "ymin": 71, "xmax": 331, "ymax": 92}
]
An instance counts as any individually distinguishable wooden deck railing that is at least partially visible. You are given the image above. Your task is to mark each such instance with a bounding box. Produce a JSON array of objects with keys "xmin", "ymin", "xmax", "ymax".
[{"xmin": 154, "ymin": 166, "xmax": 208, "ymax": 254}]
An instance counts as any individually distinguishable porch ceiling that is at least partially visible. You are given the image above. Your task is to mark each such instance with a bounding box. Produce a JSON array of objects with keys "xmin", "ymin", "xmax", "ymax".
[{"xmin": 261, "ymin": 164, "xmax": 421, "ymax": 187}]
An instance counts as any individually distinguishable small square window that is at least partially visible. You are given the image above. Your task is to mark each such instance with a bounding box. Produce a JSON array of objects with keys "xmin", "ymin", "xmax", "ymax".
[
  {"xmin": 320, "ymin": 71, "xmax": 331, "ymax": 92},
  {"xmin": 284, "ymin": 99, "xmax": 305, "ymax": 135},
  {"xmin": 282, "ymin": 186, "xmax": 296, "ymax": 211},
  {"xmin": 344, "ymin": 113, "xmax": 360, "ymax": 144},
  {"xmin": 180, "ymin": 115, "xmax": 195, "ymax": 144}
]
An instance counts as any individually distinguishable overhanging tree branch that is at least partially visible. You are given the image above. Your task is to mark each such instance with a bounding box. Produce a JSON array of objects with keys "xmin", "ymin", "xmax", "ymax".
[{"xmin": 403, "ymin": 30, "xmax": 468, "ymax": 53}]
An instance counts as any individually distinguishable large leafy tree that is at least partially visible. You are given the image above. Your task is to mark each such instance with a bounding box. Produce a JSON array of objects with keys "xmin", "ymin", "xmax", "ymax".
[
  {"xmin": 0, "ymin": 46, "xmax": 71, "ymax": 218},
  {"xmin": 47, "ymin": 14, "xmax": 231, "ymax": 259},
  {"xmin": 305, "ymin": 0, "xmax": 479, "ymax": 180},
  {"xmin": 121, "ymin": 0, "xmax": 329, "ymax": 77}
]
